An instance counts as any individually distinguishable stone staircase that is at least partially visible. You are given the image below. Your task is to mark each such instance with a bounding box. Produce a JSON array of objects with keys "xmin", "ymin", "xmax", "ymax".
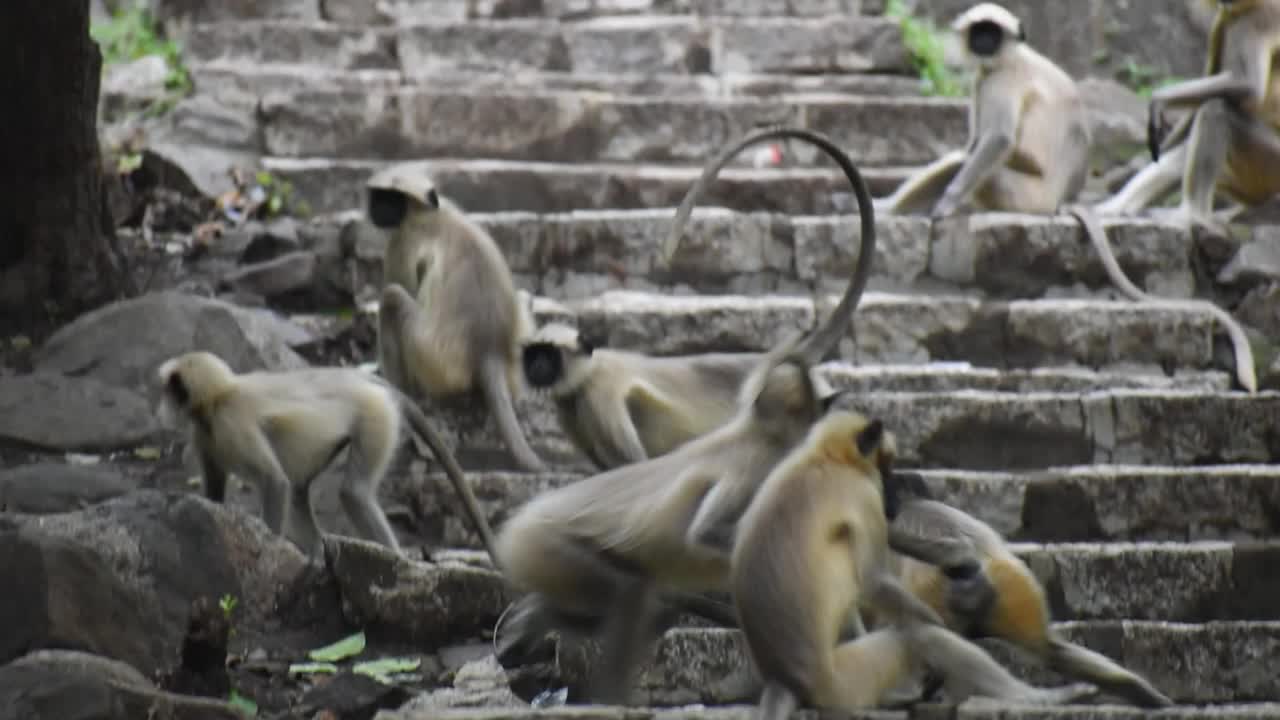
[{"xmin": 144, "ymin": 1, "xmax": 1279, "ymax": 717}]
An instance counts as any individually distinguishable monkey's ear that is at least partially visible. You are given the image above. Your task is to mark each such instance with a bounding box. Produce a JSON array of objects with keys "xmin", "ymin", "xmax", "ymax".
[
  {"xmin": 855, "ymin": 419, "xmax": 884, "ymax": 458},
  {"xmin": 425, "ymin": 189, "xmax": 440, "ymax": 209},
  {"xmin": 579, "ymin": 338, "xmax": 595, "ymax": 356}
]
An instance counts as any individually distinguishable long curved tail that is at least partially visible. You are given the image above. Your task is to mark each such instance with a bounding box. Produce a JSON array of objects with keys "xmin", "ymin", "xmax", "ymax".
[
  {"xmin": 660, "ymin": 126, "xmax": 877, "ymax": 364},
  {"xmin": 1068, "ymin": 205, "xmax": 1257, "ymax": 393},
  {"xmin": 480, "ymin": 355, "xmax": 548, "ymax": 472}
]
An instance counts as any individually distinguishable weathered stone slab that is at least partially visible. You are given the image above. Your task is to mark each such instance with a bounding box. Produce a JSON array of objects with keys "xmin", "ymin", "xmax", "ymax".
[
  {"xmin": 260, "ymin": 90, "xmax": 967, "ymax": 165},
  {"xmin": 930, "ymin": 212, "xmax": 1196, "ymax": 298},
  {"xmin": 554, "ymin": 622, "xmax": 1280, "ymax": 706},
  {"xmin": 184, "ymin": 22, "xmax": 397, "ymax": 70},
  {"xmin": 566, "ymin": 291, "xmax": 1221, "ymax": 372},
  {"xmin": 0, "ymin": 374, "xmax": 158, "ymax": 452},
  {"xmin": 712, "ymin": 17, "xmax": 906, "ymax": 74},
  {"xmin": 389, "ymin": 705, "xmax": 1280, "ymax": 720},
  {"xmin": 914, "ymin": 465, "xmax": 1280, "ymax": 543},
  {"xmin": 265, "ymin": 157, "xmax": 912, "ymax": 216},
  {"xmin": 190, "ymin": 65, "xmax": 404, "ymax": 96}
]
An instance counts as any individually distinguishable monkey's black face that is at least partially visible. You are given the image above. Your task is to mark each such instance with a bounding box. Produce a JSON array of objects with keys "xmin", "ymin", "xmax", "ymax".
[
  {"xmin": 368, "ymin": 189, "xmax": 409, "ymax": 229},
  {"xmin": 967, "ymin": 20, "xmax": 1006, "ymax": 57},
  {"xmin": 854, "ymin": 419, "xmax": 885, "ymax": 458},
  {"xmin": 166, "ymin": 373, "xmax": 191, "ymax": 408},
  {"xmin": 522, "ymin": 343, "xmax": 566, "ymax": 389}
]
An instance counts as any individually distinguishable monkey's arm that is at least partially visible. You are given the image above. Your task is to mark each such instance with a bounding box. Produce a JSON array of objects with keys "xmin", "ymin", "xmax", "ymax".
[
  {"xmin": 933, "ymin": 92, "xmax": 1020, "ymax": 217},
  {"xmin": 1151, "ymin": 72, "xmax": 1256, "ymax": 110},
  {"xmin": 684, "ymin": 475, "xmax": 749, "ymax": 557},
  {"xmin": 198, "ymin": 446, "xmax": 229, "ymax": 503}
]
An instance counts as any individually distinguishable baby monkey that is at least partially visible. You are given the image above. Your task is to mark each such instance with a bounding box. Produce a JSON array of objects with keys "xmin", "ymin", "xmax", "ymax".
[
  {"xmin": 731, "ymin": 403, "xmax": 1097, "ymax": 717},
  {"xmin": 157, "ymin": 351, "xmax": 497, "ymax": 561}
]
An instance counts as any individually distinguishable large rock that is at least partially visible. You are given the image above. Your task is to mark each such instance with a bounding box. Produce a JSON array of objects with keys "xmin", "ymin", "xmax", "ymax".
[
  {"xmin": 3, "ymin": 491, "xmax": 312, "ymax": 676},
  {"xmin": 35, "ymin": 291, "xmax": 311, "ymax": 393},
  {"xmin": 0, "ymin": 374, "xmax": 159, "ymax": 452},
  {"xmin": 142, "ymin": 93, "xmax": 263, "ymax": 201},
  {"xmin": 325, "ymin": 537, "xmax": 512, "ymax": 651},
  {"xmin": 0, "ymin": 463, "xmax": 137, "ymax": 515},
  {"xmin": 0, "ymin": 650, "xmax": 242, "ymax": 720}
]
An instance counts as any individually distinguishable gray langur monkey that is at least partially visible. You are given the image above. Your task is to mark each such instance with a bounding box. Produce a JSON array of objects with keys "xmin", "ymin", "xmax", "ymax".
[
  {"xmin": 859, "ymin": 482, "xmax": 1174, "ymax": 708},
  {"xmin": 1097, "ymin": 0, "xmax": 1280, "ymax": 235},
  {"xmin": 877, "ymin": 2, "xmax": 1091, "ymax": 218},
  {"xmin": 156, "ymin": 351, "xmax": 498, "ymax": 562},
  {"xmin": 368, "ymin": 163, "xmax": 546, "ymax": 472},
  {"xmin": 521, "ymin": 126, "xmax": 876, "ymax": 470},
  {"xmin": 730, "ymin": 404, "xmax": 1097, "ymax": 719}
]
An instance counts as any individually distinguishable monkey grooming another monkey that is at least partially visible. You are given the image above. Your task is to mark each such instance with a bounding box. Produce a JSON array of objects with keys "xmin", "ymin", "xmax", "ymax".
[
  {"xmin": 521, "ymin": 125, "xmax": 877, "ymax": 470},
  {"xmin": 1098, "ymin": 0, "xmax": 1280, "ymax": 234},
  {"xmin": 368, "ymin": 163, "xmax": 546, "ymax": 472},
  {"xmin": 157, "ymin": 351, "xmax": 498, "ymax": 561},
  {"xmin": 867, "ymin": 493, "xmax": 1175, "ymax": 709},
  {"xmin": 877, "ymin": 3, "xmax": 1090, "ymax": 218},
  {"xmin": 731, "ymin": 403, "xmax": 1097, "ymax": 719}
]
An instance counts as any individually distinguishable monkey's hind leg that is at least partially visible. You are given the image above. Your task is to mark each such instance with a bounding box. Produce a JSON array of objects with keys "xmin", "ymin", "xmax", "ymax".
[
  {"xmin": 1182, "ymin": 98, "xmax": 1280, "ymax": 234},
  {"xmin": 339, "ymin": 444, "xmax": 401, "ymax": 553},
  {"xmin": 479, "ymin": 355, "xmax": 547, "ymax": 472},
  {"xmin": 1095, "ymin": 146, "xmax": 1186, "ymax": 216},
  {"xmin": 1046, "ymin": 635, "xmax": 1173, "ymax": 708},
  {"xmin": 905, "ymin": 624, "xmax": 1096, "ymax": 705},
  {"xmin": 590, "ymin": 577, "xmax": 661, "ymax": 706},
  {"xmin": 286, "ymin": 478, "xmax": 325, "ymax": 560},
  {"xmin": 877, "ymin": 151, "xmax": 966, "ymax": 215}
]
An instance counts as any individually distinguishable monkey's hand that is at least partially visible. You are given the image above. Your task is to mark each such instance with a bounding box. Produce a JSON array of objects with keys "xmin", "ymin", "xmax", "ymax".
[{"xmin": 1146, "ymin": 100, "xmax": 1168, "ymax": 162}]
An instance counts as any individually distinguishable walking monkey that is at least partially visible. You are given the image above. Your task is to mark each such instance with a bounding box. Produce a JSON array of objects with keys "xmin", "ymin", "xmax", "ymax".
[{"xmin": 157, "ymin": 351, "xmax": 498, "ymax": 561}]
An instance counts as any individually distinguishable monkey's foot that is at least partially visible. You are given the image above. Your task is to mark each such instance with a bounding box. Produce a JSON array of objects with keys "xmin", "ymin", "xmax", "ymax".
[
  {"xmin": 1029, "ymin": 682, "xmax": 1099, "ymax": 706},
  {"xmin": 1161, "ymin": 206, "xmax": 1234, "ymax": 240}
]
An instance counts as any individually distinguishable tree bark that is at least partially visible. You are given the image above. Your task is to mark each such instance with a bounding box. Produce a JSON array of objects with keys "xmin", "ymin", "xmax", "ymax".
[{"xmin": 0, "ymin": 0, "xmax": 130, "ymax": 341}]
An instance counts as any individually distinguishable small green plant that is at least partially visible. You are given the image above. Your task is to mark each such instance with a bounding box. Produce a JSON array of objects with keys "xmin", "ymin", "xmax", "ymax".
[
  {"xmin": 227, "ymin": 689, "xmax": 258, "ymax": 717},
  {"xmin": 255, "ymin": 171, "xmax": 313, "ymax": 219},
  {"xmin": 1117, "ymin": 57, "xmax": 1185, "ymax": 99},
  {"xmin": 218, "ymin": 593, "xmax": 239, "ymax": 618},
  {"xmin": 886, "ymin": 0, "xmax": 965, "ymax": 97},
  {"xmin": 90, "ymin": 1, "xmax": 192, "ymax": 115}
]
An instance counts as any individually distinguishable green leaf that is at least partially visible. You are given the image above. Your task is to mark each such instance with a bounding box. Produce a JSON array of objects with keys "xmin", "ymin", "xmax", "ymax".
[
  {"xmin": 288, "ymin": 661, "xmax": 340, "ymax": 676},
  {"xmin": 227, "ymin": 690, "xmax": 258, "ymax": 717},
  {"xmin": 308, "ymin": 631, "xmax": 366, "ymax": 662},
  {"xmin": 256, "ymin": 170, "xmax": 274, "ymax": 187},
  {"xmin": 352, "ymin": 657, "xmax": 421, "ymax": 684}
]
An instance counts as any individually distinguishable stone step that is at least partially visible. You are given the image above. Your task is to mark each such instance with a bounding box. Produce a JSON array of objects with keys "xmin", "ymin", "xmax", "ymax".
[
  {"xmin": 404, "ymin": 463, "xmax": 1275, "ymax": 554},
  {"xmin": 398, "ymin": 704, "xmax": 1280, "ymax": 720},
  {"xmin": 555, "ymin": 623, "xmax": 1280, "ymax": 707},
  {"xmin": 552, "ymin": 292, "xmax": 1230, "ymax": 373},
  {"xmin": 259, "ymin": 89, "xmax": 967, "ymax": 165},
  {"xmin": 345, "ymin": 206, "xmax": 1200, "ymax": 300},
  {"xmin": 192, "ymin": 64, "xmax": 921, "ymax": 110},
  {"xmin": 405, "ymin": 371, "xmax": 1274, "ymax": 474},
  {"xmin": 265, "ymin": 157, "xmax": 915, "ymax": 217},
  {"xmin": 347, "ymin": 0, "xmax": 878, "ymax": 25},
  {"xmin": 183, "ymin": 16, "xmax": 910, "ymax": 77}
]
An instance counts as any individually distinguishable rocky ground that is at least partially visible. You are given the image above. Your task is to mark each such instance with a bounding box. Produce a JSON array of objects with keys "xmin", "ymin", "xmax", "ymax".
[{"xmin": 4, "ymin": 1, "xmax": 1280, "ymax": 718}]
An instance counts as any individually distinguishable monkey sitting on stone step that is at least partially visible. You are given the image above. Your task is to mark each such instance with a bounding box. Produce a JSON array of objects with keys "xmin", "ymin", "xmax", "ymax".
[
  {"xmin": 156, "ymin": 351, "xmax": 498, "ymax": 562},
  {"xmin": 368, "ymin": 163, "xmax": 546, "ymax": 472},
  {"xmin": 1097, "ymin": 0, "xmax": 1280, "ymax": 237},
  {"xmin": 730, "ymin": 402, "xmax": 1098, "ymax": 718}
]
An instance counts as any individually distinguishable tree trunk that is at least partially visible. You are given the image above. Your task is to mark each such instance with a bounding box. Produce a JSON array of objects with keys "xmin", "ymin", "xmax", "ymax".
[{"xmin": 0, "ymin": 0, "xmax": 130, "ymax": 341}]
